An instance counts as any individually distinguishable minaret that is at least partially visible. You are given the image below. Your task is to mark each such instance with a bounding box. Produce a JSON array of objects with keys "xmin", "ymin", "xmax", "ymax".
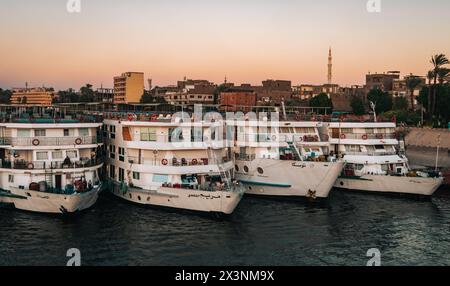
[{"xmin": 327, "ymin": 47, "xmax": 332, "ymax": 84}]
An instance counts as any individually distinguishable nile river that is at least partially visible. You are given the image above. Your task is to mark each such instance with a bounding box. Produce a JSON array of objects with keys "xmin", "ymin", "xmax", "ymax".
[{"xmin": 1, "ymin": 190, "xmax": 450, "ymax": 266}]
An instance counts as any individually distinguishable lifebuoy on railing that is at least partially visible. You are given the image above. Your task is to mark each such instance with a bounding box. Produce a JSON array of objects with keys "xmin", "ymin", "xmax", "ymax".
[
  {"xmin": 376, "ymin": 134, "xmax": 384, "ymax": 139},
  {"xmin": 32, "ymin": 139, "xmax": 40, "ymax": 146},
  {"xmin": 128, "ymin": 114, "xmax": 133, "ymax": 121},
  {"xmin": 191, "ymin": 159, "xmax": 198, "ymax": 165},
  {"xmin": 27, "ymin": 163, "xmax": 34, "ymax": 170},
  {"xmin": 362, "ymin": 134, "xmax": 368, "ymax": 140},
  {"xmin": 150, "ymin": 114, "xmax": 158, "ymax": 121},
  {"xmin": 340, "ymin": 134, "xmax": 346, "ymax": 140},
  {"xmin": 161, "ymin": 159, "xmax": 168, "ymax": 166},
  {"xmin": 75, "ymin": 138, "xmax": 82, "ymax": 145}
]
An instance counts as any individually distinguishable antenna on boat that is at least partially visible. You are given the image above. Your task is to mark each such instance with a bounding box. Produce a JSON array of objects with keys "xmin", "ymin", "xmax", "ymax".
[
  {"xmin": 281, "ymin": 100, "xmax": 287, "ymax": 121},
  {"xmin": 435, "ymin": 133, "xmax": 441, "ymax": 172},
  {"xmin": 370, "ymin": 101, "xmax": 377, "ymax": 123}
]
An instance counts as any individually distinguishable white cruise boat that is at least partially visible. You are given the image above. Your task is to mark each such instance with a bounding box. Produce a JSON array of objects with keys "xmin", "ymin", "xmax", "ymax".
[
  {"xmin": 231, "ymin": 119, "xmax": 343, "ymax": 200},
  {"xmin": 323, "ymin": 121, "xmax": 443, "ymax": 196},
  {"xmin": 0, "ymin": 112, "xmax": 104, "ymax": 214},
  {"xmin": 103, "ymin": 113, "xmax": 244, "ymax": 216}
]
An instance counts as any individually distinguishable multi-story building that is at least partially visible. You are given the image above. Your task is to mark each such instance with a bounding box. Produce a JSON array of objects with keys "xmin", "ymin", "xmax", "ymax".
[
  {"xmin": 10, "ymin": 88, "xmax": 55, "ymax": 106},
  {"xmin": 365, "ymin": 71, "xmax": 400, "ymax": 92},
  {"xmin": 95, "ymin": 88, "xmax": 114, "ymax": 103},
  {"xmin": 219, "ymin": 89, "xmax": 257, "ymax": 112},
  {"xmin": 163, "ymin": 79, "xmax": 216, "ymax": 105},
  {"xmin": 258, "ymin": 80, "xmax": 292, "ymax": 104},
  {"xmin": 113, "ymin": 72, "xmax": 145, "ymax": 104}
]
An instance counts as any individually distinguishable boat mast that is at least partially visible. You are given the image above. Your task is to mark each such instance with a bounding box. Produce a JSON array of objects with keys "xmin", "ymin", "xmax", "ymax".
[{"xmin": 435, "ymin": 133, "xmax": 441, "ymax": 172}]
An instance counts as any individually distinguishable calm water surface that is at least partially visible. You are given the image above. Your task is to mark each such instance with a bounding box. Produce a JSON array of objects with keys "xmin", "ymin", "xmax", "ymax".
[{"xmin": 1, "ymin": 190, "xmax": 450, "ymax": 266}]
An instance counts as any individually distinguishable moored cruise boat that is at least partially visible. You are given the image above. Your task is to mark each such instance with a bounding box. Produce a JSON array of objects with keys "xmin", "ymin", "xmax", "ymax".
[
  {"xmin": 0, "ymin": 111, "xmax": 104, "ymax": 214},
  {"xmin": 103, "ymin": 113, "xmax": 244, "ymax": 216},
  {"xmin": 322, "ymin": 121, "xmax": 443, "ymax": 196},
  {"xmin": 231, "ymin": 118, "xmax": 343, "ymax": 200}
]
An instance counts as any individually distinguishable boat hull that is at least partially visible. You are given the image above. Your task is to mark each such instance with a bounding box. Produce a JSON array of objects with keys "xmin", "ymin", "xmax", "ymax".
[
  {"xmin": 110, "ymin": 184, "xmax": 244, "ymax": 215},
  {"xmin": 335, "ymin": 175, "xmax": 443, "ymax": 196},
  {"xmin": 0, "ymin": 187, "xmax": 100, "ymax": 214},
  {"xmin": 235, "ymin": 159, "xmax": 344, "ymax": 199}
]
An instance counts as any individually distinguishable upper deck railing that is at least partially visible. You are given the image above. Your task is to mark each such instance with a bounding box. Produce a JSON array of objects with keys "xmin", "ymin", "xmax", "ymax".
[{"xmin": 0, "ymin": 136, "xmax": 101, "ymax": 146}]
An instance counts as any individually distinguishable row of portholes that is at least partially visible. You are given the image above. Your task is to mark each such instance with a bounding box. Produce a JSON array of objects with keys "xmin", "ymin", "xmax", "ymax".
[
  {"xmin": 124, "ymin": 192, "xmax": 150, "ymax": 202},
  {"xmin": 235, "ymin": 165, "xmax": 264, "ymax": 175}
]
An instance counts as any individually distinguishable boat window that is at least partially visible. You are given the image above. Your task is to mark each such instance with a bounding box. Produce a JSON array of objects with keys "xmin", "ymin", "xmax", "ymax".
[
  {"xmin": 109, "ymin": 165, "xmax": 115, "ymax": 179},
  {"xmin": 66, "ymin": 150, "xmax": 78, "ymax": 159},
  {"xmin": 17, "ymin": 129, "xmax": 31, "ymax": 137},
  {"xmin": 375, "ymin": 145, "xmax": 385, "ymax": 150},
  {"xmin": 36, "ymin": 151, "xmax": 48, "ymax": 160},
  {"xmin": 34, "ymin": 129, "xmax": 46, "ymax": 137},
  {"xmin": 8, "ymin": 175, "xmax": 14, "ymax": 183},
  {"xmin": 64, "ymin": 129, "xmax": 75, "ymax": 136},
  {"xmin": 79, "ymin": 128, "xmax": 89, "ymax": 136},
  {"xmin": 133, "ymin": 172, "xmax": 140, "ymax": 180},
  {"xmin": 141, "ymin": 127, "xmax": 157, "ymax": 142},
  {"xmin": 235, "ymin": 165, "xmax": 239, "ymax": 172},
  {"xmin": 52, "ymin": 151, "xmax": 63, "ymax": 160},
  {"xmin": 119, "ymin": 168, "xmax": 125, "ymax": 182},
  {"xmin": 244, "ymin": 166, "xmax": 249, "ymax": 173},
  {"xmin": 355, "ymin": 164, "xmax": 364, "ymax": 171},
  {"xmin": 153, "ymin": 174, "xmax": 169, "ymax": 183},
  {"xmin": 257, "ymin": 167, "xmax": 264, "ymax": 175}
]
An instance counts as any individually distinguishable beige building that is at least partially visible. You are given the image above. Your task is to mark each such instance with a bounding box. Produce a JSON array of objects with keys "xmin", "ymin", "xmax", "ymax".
[
  {"xmin": 10, "ymin": 87, "xmax": 54, "ymax": 106},
  {"xmin": 113, "ymin": 72, "xmax": 144, "ymax": 104}
]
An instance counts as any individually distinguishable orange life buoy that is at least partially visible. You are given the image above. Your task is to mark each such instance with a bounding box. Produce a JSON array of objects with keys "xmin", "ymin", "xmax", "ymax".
[
  {"xmin": 75, "ymin": 138, "xmax": 82, "ymax": 145},
  {"xmin": 191, "ymin": 159, "xmax": 198, "ymax": 165},
  {"xmin": 362, "ymin": 134, "xmax": 368, "ymax": 140},
  {"xmin": 161, "ymin": 159, "xmax": 168, "ymax": 166},
  {"xmin": 151, "ymin": 114, "xmax": 158, "ymax": 121},
  {"xmin": 27, "ymin": 163, "xmax": 34, "ymax": 169},
  {"xmin": 32, "ymin": 139, "xmax": 40, "ymax": 146},
  {"xmin": 128, "ymin": 114, "xmax": 133, "ymax": 121},
  {"xmin": 340, "ymin": 134, "xmax": 346, "ymax": 140}
]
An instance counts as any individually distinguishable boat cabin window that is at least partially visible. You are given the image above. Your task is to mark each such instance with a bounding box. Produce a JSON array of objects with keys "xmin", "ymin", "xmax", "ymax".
[
  {"xmin": 52, "ymin": 151, "xmax": 63, "ymax": 160},
  {"xmin": 66, "ymin": 150, "xmax": 78, "ymax": 159},
  {"xmin": 119, "ymin": 168, "xmax": 125, "ymax": 182},
  {"xmin": 79, "ymin": 128, "xmax": 89, "ymax": 136},
  {"xmin": 17, "ymin": 129, "xmax": 31, "ymax": 137},
  {"xmin": 346, "ymin": 145, "xmax": 361, "ymax": 152},
  {"xmin": 36, "ymin": 151, "xmax": 48, "ymax": 161},
  {"xmin": 153, "ymin": 174, "xmax": 169, "ymax": 183},
  {"xmin": 374, "ymin": 145, "xmax": 385, "ymax": 150},
  {"xmin": 132, "ymin": 172, "xmax": 140, "ymax": 180},
  {"xmin": 140, "ymin": 127, "xmax": 157, "ymax": 142},
  {"xmin": 109, "ymin": 165, "xmax": 115, "ymax": 179},
  {"xmin": 64, "ymin": 129, "xmax": 75, "ymax": 136},
  {"xmin": 34, "ymin": 129, "xmax": 46, "ymax": 137}
]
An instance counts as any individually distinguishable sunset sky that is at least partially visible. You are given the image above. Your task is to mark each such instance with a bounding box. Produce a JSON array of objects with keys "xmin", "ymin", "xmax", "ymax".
[{"xmin": 1, "ymin": 0, "xmax": 450, "ymax": 90}]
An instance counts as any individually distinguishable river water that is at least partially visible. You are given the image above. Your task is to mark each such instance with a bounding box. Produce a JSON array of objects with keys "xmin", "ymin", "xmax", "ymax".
[{"xmin": 1, "ymin": 190, "xmax": 450, "ymax": 266}]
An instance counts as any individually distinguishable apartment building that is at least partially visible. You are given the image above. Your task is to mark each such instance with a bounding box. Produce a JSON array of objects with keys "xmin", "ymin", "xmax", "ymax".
[{"xmin": 113, "ymin": 72, "xmax": 145, "ymax": 104}]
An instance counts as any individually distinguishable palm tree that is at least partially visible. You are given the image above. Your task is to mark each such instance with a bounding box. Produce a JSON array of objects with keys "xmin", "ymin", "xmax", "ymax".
[
  {"xmin": 430, "ymin": 54, "xmax": 449, "ymax": 116},
  {"xmin": 405, "ymin": 75, "xmax": 422, "ymax": 110},
  {"xmin": 437, "ymin": 67, "xmax": 450, "ymax": 84}
]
